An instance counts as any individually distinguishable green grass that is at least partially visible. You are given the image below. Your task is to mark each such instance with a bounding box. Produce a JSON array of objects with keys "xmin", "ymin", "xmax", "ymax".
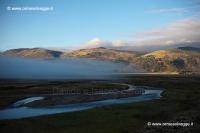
[{"xmin": 0, "ymin": 76, "xmax": 200, "ymax": 133}]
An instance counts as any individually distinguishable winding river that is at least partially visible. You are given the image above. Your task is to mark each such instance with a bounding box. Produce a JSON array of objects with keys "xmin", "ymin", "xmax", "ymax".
[{"xmin": 0, "ymin": 86, "xmax": 163, "ymax": 120}]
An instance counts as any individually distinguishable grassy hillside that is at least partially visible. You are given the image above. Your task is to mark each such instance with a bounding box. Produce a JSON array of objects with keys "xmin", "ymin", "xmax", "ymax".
[
  {"xmin": 62, "ymin": 47, "xmax": 139, "ymax": 62},
  {"xmin": 2, "ymin": 47, "xmax": 200, "ymax": 74},
  {"xmin": 63, "ymin": 47, "xmax": 200, "ymax": 74},
  {"xmin": 135, "ymin": 48, "xmax": 200, "ymax": 73},
  {"xmin": 3, "ymin": 48, "xmax": 63, "ymax": 59}
]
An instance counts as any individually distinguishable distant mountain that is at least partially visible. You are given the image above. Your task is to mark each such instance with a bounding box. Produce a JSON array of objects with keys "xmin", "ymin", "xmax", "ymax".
[
  {"xmin": 2, "ymin": 46, "xmax": 200, "ymax": 74},
  {"xmin": 63, "ymin": 47, "xmax": 200, "ymax": 74},
  {"xmin": 3, "ymin": 48, "xmax": 63, "ymax": 59},
  {"xmin": 62, "ymin": 47, "xmax": 140, "ymax": 62},
  {"xmin": 178, "ymin": 46, "xmax": 200, "ymax": 52},
  {"xmin": 135, "ymin": 47, "xmax": 200, "ymax": 73},
  {"xmin": 110, "ymin": 42, "xmax": 200, "ymax": 52}
]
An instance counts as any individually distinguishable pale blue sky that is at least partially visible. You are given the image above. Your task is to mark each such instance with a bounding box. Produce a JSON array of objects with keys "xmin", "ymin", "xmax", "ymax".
[{"xmin": 0, "ymin": 0, "xmax": 198, "ymax": 51}]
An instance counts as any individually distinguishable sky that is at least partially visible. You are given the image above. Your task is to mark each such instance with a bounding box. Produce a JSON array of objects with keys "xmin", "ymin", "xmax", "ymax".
[{"xmin": 0, "ymin": 0, "xmax": 200, "ymax": 51}]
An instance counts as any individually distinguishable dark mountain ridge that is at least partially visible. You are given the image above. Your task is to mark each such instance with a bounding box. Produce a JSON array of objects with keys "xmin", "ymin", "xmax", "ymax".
[{"xmin": 2, "ymin": 46, "xmax": 200, "ymax": 74}]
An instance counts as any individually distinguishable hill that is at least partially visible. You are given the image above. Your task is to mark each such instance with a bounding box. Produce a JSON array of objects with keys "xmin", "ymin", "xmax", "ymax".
[
  {"xmin": 135, "ymin": 48, "xmax": 200, "ymax": 73},
  {"xmin": 177, "ymin": 46, "xmax": 200, "ymax": 52},
  {"xmin": 3, "ymin": 48, "xmax": 63, "ymax": 59},
  {"xmin": 62, "ymin": 47, "xmax": 140, "ymax": 62},
  {"xmin": 2, "ymin": 47, "xmax": 200, "ymax": 74}
]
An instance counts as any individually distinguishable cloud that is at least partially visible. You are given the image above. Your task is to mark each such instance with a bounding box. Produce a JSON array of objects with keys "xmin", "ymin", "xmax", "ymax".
[
  {"xmin": 79, "ymin": 17, "xmax": 200, "ymax": 51},
  {"xmin": 0, "ymin": 56, "xmax": 130, "ymax": 79},
  {"xmin": 134, "ymin": 18, "xmax": 200, "ymax": 46},
  {"xmin": 86, "ymin": 38, "xmax": 102, "ymax": 46},
  {"xmin": 148, "ymin": 7, "xmax": 188, "ymax": 14},
  {"xmin": 80, "ymin": 38, "xmax": 107, "ymax": 48},
  {"xmin": 80, "ymin": 38, "xmax": 110, "ymax": 49},
  {"xmin": 81, "ymin": 39, "xmax": 132, "ymax": 49},
  {"xmin": 147, "ymin": 5, "xmax": 200, "ymax": 14}
]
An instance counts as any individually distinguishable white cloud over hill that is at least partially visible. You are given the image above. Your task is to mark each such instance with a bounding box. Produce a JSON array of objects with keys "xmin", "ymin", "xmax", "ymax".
[{"xmin": 80, "ymin": 17, "xmax": 200, "ymax": 51}]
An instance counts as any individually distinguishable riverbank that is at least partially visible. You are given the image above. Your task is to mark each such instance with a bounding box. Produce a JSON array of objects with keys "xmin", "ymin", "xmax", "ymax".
[
  {"xmin": 0, "ymin": 89, "xmax": 162, "ymax": 120},
  {"xmin": 0, "ymin": 81, "xmax": 130, "ymax": 108},
  {"xmin": 25, "ymin": 83, "xmax": 145, "ymax": 107},
  {"xmin": 0, "ymin": 76, "xmax": 200, "ymax": 133}
]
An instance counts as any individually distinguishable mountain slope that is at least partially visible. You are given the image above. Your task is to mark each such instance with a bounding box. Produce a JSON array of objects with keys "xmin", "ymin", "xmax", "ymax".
[
  {"xmin": 3, "ymin": 48, "xmax": 63, "ymax": 59},
  {"xmin": 62, "ymin": 47, "xmax": 140, "ymax": 62},
  {"xmin": 2, "ymin": 47, "xmax": 200, "ymax": 74},
  {"xmin": 135, "ymin": 48, "xmax": 200, "ymax": 73},
  {"xmin": 63, "ymin": 47, "xmax": 200, "ymax": 74},
  {"xmin": 177, "ymin": 46, "xmax": 200, "ymax": 52}
]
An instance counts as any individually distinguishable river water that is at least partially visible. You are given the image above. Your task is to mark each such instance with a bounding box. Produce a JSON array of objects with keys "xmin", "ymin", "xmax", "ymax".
[{"xmin": 0, "ymin": 89, "xmax": 162, "ymax": 120}]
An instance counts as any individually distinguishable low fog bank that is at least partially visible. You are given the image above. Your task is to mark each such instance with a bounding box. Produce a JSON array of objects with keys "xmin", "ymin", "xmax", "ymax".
[{"xmin": 0, "ymin": 56, "xmax": 140, "ymax": 80}]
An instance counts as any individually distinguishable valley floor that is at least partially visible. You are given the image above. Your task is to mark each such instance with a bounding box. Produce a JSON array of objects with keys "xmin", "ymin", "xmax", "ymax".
[{"xmin": 0, "ymin": 75, "xmax": 200, "ymax": 133}]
